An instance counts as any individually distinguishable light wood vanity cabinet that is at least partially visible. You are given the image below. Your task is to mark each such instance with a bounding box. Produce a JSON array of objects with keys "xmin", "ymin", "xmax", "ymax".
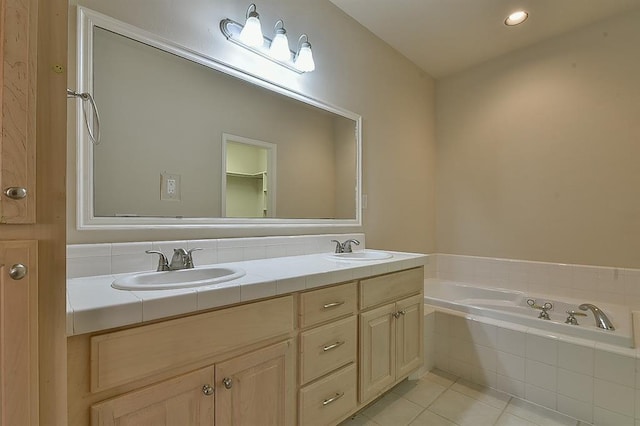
[
  {"xmin": 359, "ymin": 268, "xmax": 424, "ymax": 404},
  {"xmin": 68, "ymin": 267, "xmax": 425, "ymax": 426},
  {"xmin": 298, "ymin": 282, "xmax": 358, "ymax": 425}
]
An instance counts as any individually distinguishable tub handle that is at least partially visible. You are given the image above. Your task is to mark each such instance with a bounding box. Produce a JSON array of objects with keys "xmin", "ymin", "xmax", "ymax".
[{"xmin": 565, "ymin": 310, "xmax": 587, "ymax": 325}]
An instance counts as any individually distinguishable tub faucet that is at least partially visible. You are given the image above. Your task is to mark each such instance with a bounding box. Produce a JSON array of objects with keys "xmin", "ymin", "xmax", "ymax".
[{"xmin": 579, "ymin": 303, "xmax": 615, "ymax": 330}]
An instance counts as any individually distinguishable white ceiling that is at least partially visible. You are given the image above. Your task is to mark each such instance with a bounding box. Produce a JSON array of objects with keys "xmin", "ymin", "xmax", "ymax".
[{"xmin": 329, "ymin": 0, "xmax": 640, "ymax": 78}]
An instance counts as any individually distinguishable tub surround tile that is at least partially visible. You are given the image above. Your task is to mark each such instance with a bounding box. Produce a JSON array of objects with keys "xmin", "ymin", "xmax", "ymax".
[
  {"xmin": 557, "ymin": 369, "xmax": 594, "ymax": 403},
  {"xmin": 497, "ymin": 328, "xmax": 526, "ymax": 357},
  {"xmin": 557, "ymin": 394, "xmax": 593, "ymax": 424},
  {"xmin": 497, "ymin": 351, "xmax": 526, "ymax": 381},
  {"xmin": 594, "ymin": 378, "xmax": 635, "ymax": 418},
  {"xmin": 525, "ymin": 359, "xmax": 557, "ymax": 392},
  {"xmin": 497, "ymin": 374, "xmax": 525, "ymax": 399},
  {"xmin": 525, "ymin": 333, "xmax": 558, "ymax": 366},
  {"xmin": 524, "ymin": 384, "xmax": 556, "ymax": 410},
  {"xmin": 433, "ymin": 254, "xmax": 640, "ymax": 310},
  {"xmin": 505, "ymin": 398, "xmax": 577, "ymax": 426},
  {"xmin": 558, "ymin": 339, "xmax": 595, "ymax": 376},
  {"xmin": 594, "ymin": 406, "xmax": 635, "ymax": 426},
  {"xmin": 594, "ymin": 346, "xmax": 637, "ymax": 388}
]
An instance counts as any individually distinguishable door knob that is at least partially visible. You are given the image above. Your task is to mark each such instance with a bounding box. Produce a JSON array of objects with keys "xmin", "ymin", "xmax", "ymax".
[
  {"xmin": 222, "ymin": 377, "xmax": 233, "ymax": 389},
  {"xmin": 9, "ymin": 264, "xmax": 27, "ymax": 280}
]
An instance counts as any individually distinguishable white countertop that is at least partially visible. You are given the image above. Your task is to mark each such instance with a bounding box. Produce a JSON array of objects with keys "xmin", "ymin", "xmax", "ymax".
[{"xmin": 67, "ymin": 250, "xmax": 427, "ymax": 336}]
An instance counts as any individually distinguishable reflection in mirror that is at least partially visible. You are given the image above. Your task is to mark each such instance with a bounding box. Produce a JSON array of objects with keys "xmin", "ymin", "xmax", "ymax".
[
  {"xmin": 223, "ymin": 134, "xmax": 276, "ymax": 218},
  {"xmin": 76, "ymin": 7, "xmax": 361, "ymax": 228}
]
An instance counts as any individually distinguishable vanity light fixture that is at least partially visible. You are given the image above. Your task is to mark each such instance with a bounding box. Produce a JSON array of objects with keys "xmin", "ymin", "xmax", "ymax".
[
  {"xmin": 269, "ymin": 20, "xmax": 291, "ymax": 61},
  {"xmin": 294, "ymin": 34, "xmax": 315, "ymax": 72},
  {"xmin": 239, "ymin": 4, "xmax": 263, "ymax": 47},
  {"xmin": 504, "ymin": 10, "xmax": 529, "ymax": 26},
  {"xmin": 220, "ymin": 4, "xmax": 315, "ymax": 73}
]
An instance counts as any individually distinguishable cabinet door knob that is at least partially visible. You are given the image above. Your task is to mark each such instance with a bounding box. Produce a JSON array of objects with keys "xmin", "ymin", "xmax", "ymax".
[
  {"xmin": 202, "ymin": 384, "xmax": 214, "ymax": 396},
  {"xmin": 9, "ymin": 264, "xmax": 27, "ymax": 280},
  {"xmin": 4, "ymin": 187, "xmax": 27, "ymax": 200},
  {"xmin": 222, "ymin": 377, "xmax": 233, "ymax": 389}
]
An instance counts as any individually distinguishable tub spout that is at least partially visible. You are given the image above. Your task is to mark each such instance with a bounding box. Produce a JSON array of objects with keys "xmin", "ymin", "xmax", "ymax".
[{"xmin": 579, "ymin": 303, "xmax": 615, "ymax": 330}]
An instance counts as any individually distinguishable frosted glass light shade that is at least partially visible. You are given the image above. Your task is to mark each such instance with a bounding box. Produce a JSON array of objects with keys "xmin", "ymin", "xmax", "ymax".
[
  {"xmin": 269, "ymin": 31, "xmax": 291, "ymax": 61},
  {"xmin": 239, "ymin": 15, "xmax": 263, "ymax": 47},
  {"xmin": 295, "ymin": 44, "xmax": 315, "ymax": 72}
]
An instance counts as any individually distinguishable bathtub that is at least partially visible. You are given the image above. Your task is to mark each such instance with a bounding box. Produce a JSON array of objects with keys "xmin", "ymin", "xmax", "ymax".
[{"xmin": 424, "ymin": 279, "xmax": 634, "ymax": 348}]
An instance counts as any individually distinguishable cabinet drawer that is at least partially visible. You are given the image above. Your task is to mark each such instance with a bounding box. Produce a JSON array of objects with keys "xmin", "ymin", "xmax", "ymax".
[
  {"xmin": 299, "ymin": 363, "xmax": 357, "ymax": 426},
  {"xmin": 91, "ymin": 296, "xmax": 294, "ymax": 392},
  {"xmin": 360, "ymin": 268, "xmax": 423, "ymax": 309},
  {"xmin": 300, "ymin": 316, "xmax": 356, "ymax": 384},
  {"xmin": 299, "ymin": 282, "xmax": 356, "ymax": 328}
]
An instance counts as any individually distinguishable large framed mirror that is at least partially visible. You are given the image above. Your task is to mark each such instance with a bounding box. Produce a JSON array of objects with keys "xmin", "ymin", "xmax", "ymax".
[{"xmin": 74, "ymin": 7, "xmax": 361, "ymax": 229}]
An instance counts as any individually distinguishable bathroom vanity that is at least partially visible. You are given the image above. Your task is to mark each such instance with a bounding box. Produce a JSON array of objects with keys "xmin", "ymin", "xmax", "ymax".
[{"xmin": 67, "ymin": 254, "xmax": 425, "ymax": 425}]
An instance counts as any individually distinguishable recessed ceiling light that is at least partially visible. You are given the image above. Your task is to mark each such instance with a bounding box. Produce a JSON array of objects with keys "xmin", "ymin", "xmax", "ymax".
[{"xmin": 505, "ymin": 10, "xmax": 529, "ymax": 26}]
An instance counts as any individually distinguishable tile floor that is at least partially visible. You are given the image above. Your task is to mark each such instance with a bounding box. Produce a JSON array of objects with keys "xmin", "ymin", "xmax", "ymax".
[{"xmin": 340, "ymin": 370, "xmax": 590, "ymax": 426}]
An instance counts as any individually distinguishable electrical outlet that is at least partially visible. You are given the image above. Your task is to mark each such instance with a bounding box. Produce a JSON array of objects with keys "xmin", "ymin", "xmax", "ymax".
[{"xmin": 160, "ymin": 172, "xmax": 181, "ymax": 201}]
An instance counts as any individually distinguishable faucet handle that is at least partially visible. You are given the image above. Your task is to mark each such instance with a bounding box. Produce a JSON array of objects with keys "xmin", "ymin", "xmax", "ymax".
[
  {"xmin": 146, "ymin": 250, "xmax": 169, "ymax": 271},
  {"xmin": 565, "ymin": 310, "xmax": 587, "ymax": 325},
  {"xmin": 186, "ymin": 248, "xmax": 203, "ymax": 268},
  {"xmin": 330, "ymin": 240, "xmax": 343, "ymax": 253},
  {"xmin": 342, "ymin": 239, "xmax": 360, "ymax": 253}
]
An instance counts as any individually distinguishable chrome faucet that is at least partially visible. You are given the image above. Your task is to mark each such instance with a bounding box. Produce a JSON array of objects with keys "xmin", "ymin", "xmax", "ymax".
[
  {"xmin": 146, "ymin": 248, "xmax": 202, "ymax": 271},
  {"xmin": 579, "ymin": 303, "xmax": 615, "ymax": 330},
  {"xmin": 330, "ymin": 239, "xmax": 360, "ymax": 253}
]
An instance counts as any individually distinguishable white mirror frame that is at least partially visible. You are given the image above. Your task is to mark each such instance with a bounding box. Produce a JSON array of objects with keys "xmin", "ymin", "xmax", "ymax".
[{"xmin": 75, "ymin": 7, "xmax": 362, "ymax": 230}]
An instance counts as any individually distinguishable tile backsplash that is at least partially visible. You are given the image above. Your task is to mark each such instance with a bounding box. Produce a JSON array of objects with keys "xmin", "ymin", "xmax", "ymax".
[
  {"xmin": 435, "ymin": 254, "xmax": 640, "ymax": 309},
  {"xmin": 67, "ymin": 233, "xmax": 365, "ymax": 279}
]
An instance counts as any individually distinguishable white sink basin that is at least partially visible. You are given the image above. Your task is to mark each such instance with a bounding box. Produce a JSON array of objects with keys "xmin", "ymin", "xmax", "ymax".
[
  {"xmin": 112, "ymin": 266, "xmax": 246, "ymax": 290},
  {"xmin": 329, "ymin": 250, "xmax": 393, "ymax": 261}
]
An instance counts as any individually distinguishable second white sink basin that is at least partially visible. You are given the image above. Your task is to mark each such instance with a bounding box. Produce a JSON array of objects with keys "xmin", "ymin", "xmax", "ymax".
[
  {"xmin": 112, "ymin": 266, "xmax": 246, "ymax": 290},
  {"xmin": 329, "ymin": 250, "xmax": 393, "ymax": 261}
]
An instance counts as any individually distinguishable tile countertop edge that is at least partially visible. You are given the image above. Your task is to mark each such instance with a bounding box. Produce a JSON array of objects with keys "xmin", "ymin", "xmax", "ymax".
[{"xmin": 66, "ymin": 251, "xmax": 428, "ymax": 336}]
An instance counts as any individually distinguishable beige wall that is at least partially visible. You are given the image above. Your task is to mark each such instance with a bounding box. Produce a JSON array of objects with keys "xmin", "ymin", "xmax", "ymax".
[
  {"xmin": 67, "ymin": 0, "xmax": 437, "ymax": 252},
  {"xmin": 436, "ymin": 10, "xmax": 640, "ymax": 268}
]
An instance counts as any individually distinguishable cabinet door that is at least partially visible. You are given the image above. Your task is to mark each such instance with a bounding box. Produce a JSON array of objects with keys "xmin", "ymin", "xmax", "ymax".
[
  {"xmin": 0, "ymin": 0, "xmax": 37, "ymax": 224},
  {"xmin": 215, "ymin": 340, "xmax": 295, "ymax": 426},
  {"xmin": 359, "ymin": 303, "xmax": 396, "ymax": 403},
  {"xmin": 0, "ymin": 240, "xmax": 38, "ymax": 425},
  {"xmin": 90, "ymin": 367, "xmax": 215, "ymax": 426},
  {"xmin": 395, "ymin": 294, "xmax": 424, "ymax": 378}
]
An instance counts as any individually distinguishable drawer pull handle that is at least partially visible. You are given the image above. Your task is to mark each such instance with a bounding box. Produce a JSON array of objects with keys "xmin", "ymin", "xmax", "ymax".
[
  {"xmin": 202, "ymin": 384, "xmax": 214, "ymax": 396},
  {"xmin": 323, "ymin": 301, "xmax": 344, "ymax": 309},
  {"xmin": 222, "ymin": 377, "xmax": 233, "ymax": 389},
  {"xmin": 323, "ymin": 341, "xmax": 345, "ymax": 352},
  {"xmin": 392, "ymin": 310, "xmax": 407, "ymax": 319},
  {"xmin": 322, "ymin": 392, "xmax": 344, "ymax": 406}
]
